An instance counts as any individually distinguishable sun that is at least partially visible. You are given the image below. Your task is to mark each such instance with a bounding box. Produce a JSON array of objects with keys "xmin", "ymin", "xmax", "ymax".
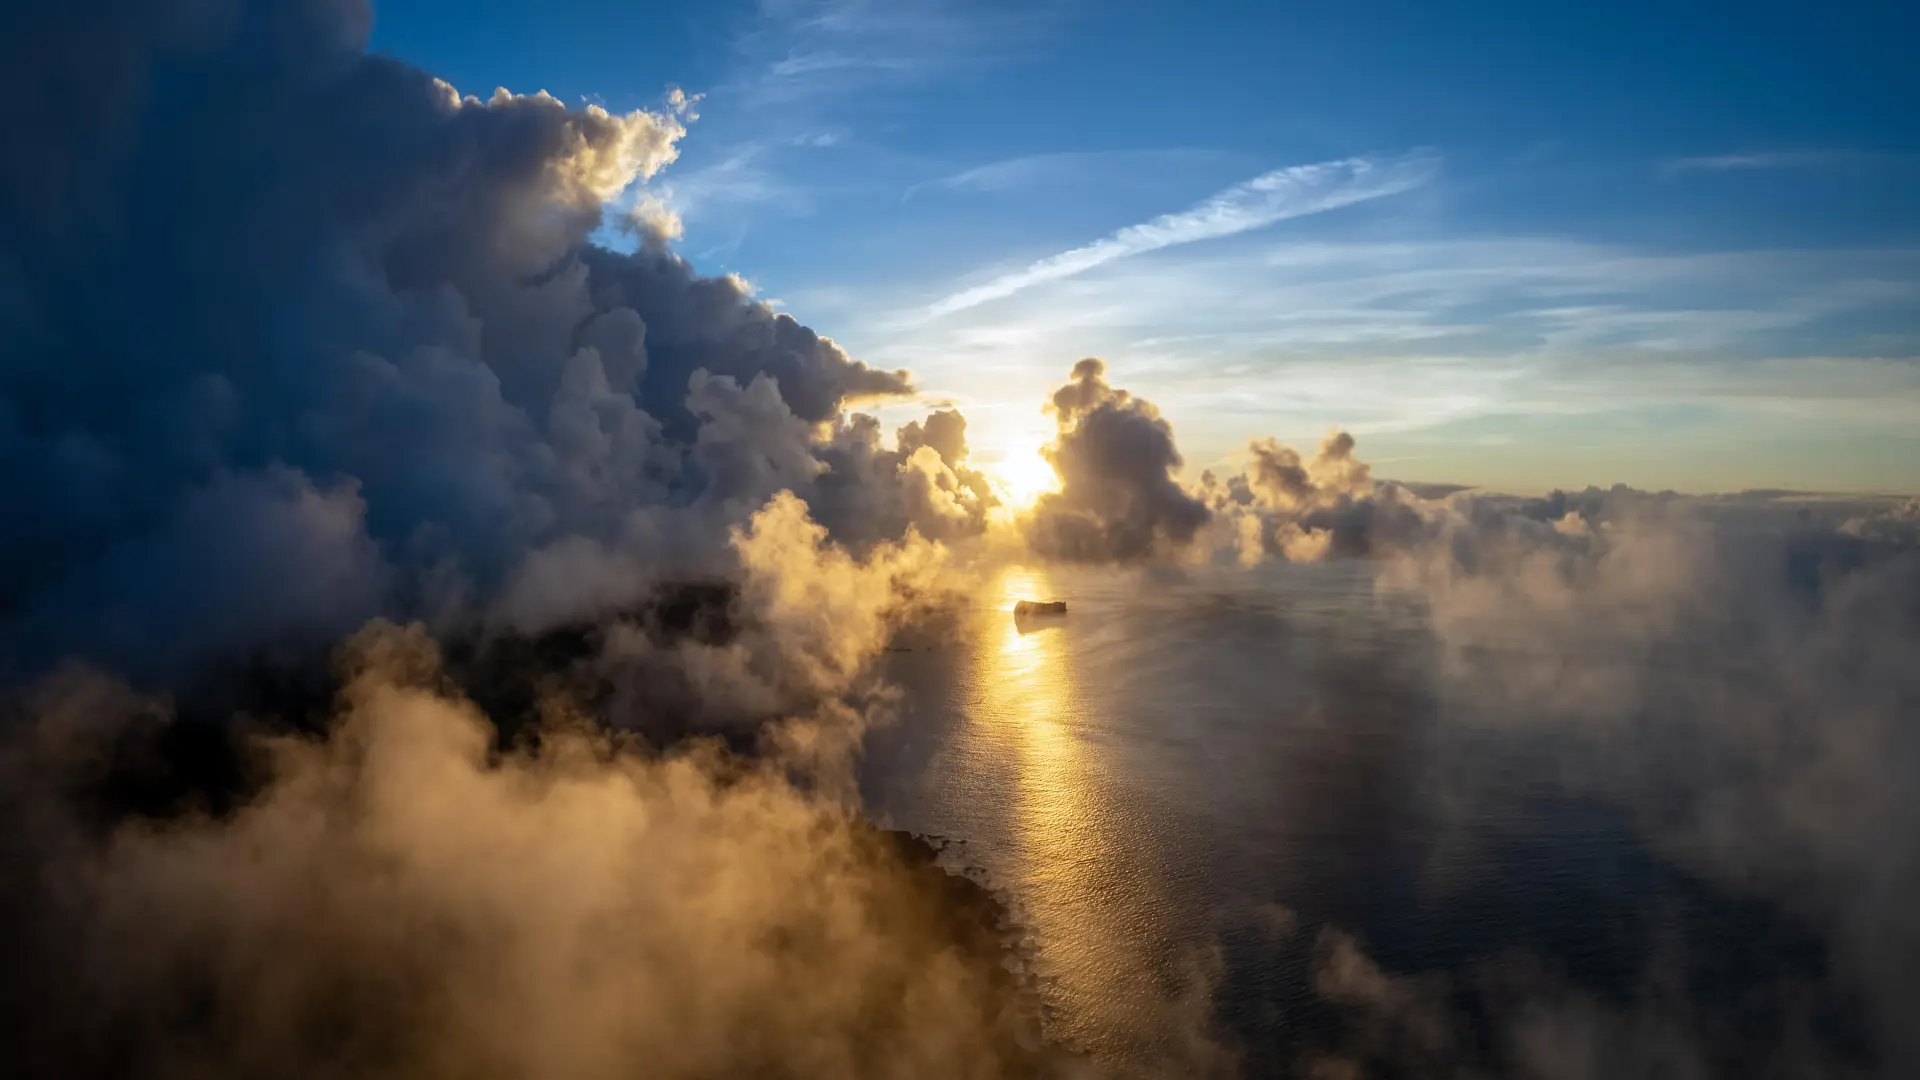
[{"xmin": 988, "ymin": 437, "xmax": 1060, "ymax": 508}]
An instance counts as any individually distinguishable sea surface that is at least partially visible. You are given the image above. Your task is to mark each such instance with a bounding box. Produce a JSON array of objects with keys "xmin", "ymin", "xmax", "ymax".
[{"xmin": 859, "ymin": 562, "xmax": 1841, "ymax": 1076}]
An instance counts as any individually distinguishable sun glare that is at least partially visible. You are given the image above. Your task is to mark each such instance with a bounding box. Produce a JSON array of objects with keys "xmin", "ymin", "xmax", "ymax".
[{"xmin": 989, "ymin": 438, "xmax": 1059, "ymax": 508}]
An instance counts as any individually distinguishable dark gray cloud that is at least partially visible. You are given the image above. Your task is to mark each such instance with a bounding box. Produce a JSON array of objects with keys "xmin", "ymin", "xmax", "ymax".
[
  {"xmin": 808, "ymin": 408, "xmax": 997, "ymax": 550},
  {"xmin": 1025, "ymin": 359, "xmax": 1211, "ymax": 562},
  {"xmin": 0, "ymin": 0, "xmax": 966, "ymax": 682},
  {"xmin": 0, "ymin": 5, "xmax": 1066, "ymax": 1077}
]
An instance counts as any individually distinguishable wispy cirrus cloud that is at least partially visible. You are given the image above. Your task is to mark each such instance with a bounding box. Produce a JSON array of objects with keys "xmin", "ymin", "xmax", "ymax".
[
  {"xmin": 835, "ymin": 235, "xmax": 1920, "ymax": 462},
  {"xmin": 642, "ymin": 141, "xmax": 814, "ymax": 228},
  {"xmin": 923, "ymin": 150, "xmax": 1442, "ymax": 317},
  {"xmin": 767, "ymin": 51, "xmax": 913, "ymax": 80},
  {"xmin": 1660, "ymin": 150, "xmax": 1881, "ymax": 175},
  {"xmin": 900, "ymin": 148, "xmax": 1228, "ymax": 202},
  {"xmin": 662, "ymin": 0, "xmax": 1064, "ymax": 246},
  {"xmin": 736, "ymin": 0, "xmax": 1059, "ymax": 105}
]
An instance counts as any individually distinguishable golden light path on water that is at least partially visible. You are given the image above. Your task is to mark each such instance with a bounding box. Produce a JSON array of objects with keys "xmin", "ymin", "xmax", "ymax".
[
  {"xmin": 945, "ymin": 566, "xmax": 1206, "ymax": 1070},
  {"xmin": 981, "ymin": 567, "xmax": 1100, "ymax": 984}
]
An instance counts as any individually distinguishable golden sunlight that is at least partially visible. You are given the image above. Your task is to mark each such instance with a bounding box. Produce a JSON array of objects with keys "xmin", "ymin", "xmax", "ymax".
[
  {"xmin": 967, "ymin": 566, "xmax": 1171, "ymax": 1057},
  {"xmin": 986, "ymin": 436, "xmax": 1060, "ymax": 508}
]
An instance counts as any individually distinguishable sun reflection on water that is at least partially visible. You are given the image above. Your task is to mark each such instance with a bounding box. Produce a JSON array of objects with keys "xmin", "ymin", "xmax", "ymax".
[
  {"xmin": 984, "ymin": 567, "xmax": 1086, "ymax": 837},
  {"xmin": 967, "ymin": 566, "xmax": 1171, "ymax": 1060}
]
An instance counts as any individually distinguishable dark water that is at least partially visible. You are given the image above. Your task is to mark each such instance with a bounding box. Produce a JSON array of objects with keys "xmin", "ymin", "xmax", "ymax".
[{"xmin": 859, "ymin": 562, "xmax": 1847, "ymax": 1076}]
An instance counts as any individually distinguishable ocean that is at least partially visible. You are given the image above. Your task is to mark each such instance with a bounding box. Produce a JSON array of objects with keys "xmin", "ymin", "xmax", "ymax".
[{"xmin": 863, "ymin": 560, "xmax": 1854, "ymax": 1076}]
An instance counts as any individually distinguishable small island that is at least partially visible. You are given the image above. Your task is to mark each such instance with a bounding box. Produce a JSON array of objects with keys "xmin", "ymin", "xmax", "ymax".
[{"xmin": 1012, "ymin": 600, "xmax": 1067, "ymax": 616}]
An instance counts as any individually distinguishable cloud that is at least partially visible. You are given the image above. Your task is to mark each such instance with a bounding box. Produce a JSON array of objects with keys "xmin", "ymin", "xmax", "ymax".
[
  {"xmin": 1023, "ymin": 359, "xmax": 1212, "ymax": 562},
  {"xmin": 733, "ymin": 0, "xmax": 1057, "ymax": 106},
  {"xmin": 1301, "ymin": 924, "xmax": 1723, "ymax": 1079},
  {"xmin": 904, "ymin": 238, "xmax": 1919, "ymax": 365},
  {"xmin": 805, "ymin": 408, "xmax": 998, "ymax": 550},
  {"xmin": 1840, "ymin": 495, "xmax": 1920, "ymax": 544},
  {"xmin": 1664, "ymin": 152, "xmax": 1808, "ymax": 173},
  {"xmin": 1103, "ymin": 398, "xmax": 1920, "ymax": 1073},
  {"xmin": 0, "ymin": 5, "xmax": 1033, "ymax": 1062},
  {"xmin": 900, "ymin": 148, "xmax": 1223, "ymax": 202},
  {"xmin": 0, "ymin": 0, "xmax": 1023, "ymax": 682},
  {"xmin": 1010, "ymin": 361, "xmax": 1446, "ymax": 567},
  {"xmin": 839, "ymin": 236, "xmax": 1919, "ymax": 485},
  {"xmin": 924, "ymin": 151, "xmax": 1441, "ymax": 317},
  {"xmin": 769, "ymin": 50, "xmax": 914, "ymax": 79},
  {"xmin": 1660, "ymin": 150, "xmax": 1861, "ymax": 174},
  {"xmin": 1034, "ymin": 390, "xmax": 1920, "ymax": 1074},
  {"xmin": 0, "ymin": 619, "xmax": 1059, "ymax": 1079},
  {"xmin": 8, "ymin": 0, "xmax": 1917, "ymax": 1072},
  {"xmin": 645, "ymin": 142, "xmax": 809, "ymax": 224},
  {"xmin": 1383, "ymin": 503, "xmax": 1920, "ymax": 1075},
  {"xmin": 0, "ymin": 8, "xmax": 1087, "ymax": 1072}
]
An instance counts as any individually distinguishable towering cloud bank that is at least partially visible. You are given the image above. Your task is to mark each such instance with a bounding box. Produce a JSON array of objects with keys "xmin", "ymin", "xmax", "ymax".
[
  {"xmin": 1017, "ymin": 358, "xmax": 1431, "ymax": 567},
  {"xmin": 0, "ymin": 0, "xmax": 1000, "ymax": 684},
  {"xmin": 810, "ymin": 408, "xmax": 998, "ymax": 550},
  {"xmin": 1025, "ymin": 359, "xmax": 1211, "ymax": 562},
  {"xmin": 0, "ymin": 3, "xmax": 1056, "ymax": 1078}
]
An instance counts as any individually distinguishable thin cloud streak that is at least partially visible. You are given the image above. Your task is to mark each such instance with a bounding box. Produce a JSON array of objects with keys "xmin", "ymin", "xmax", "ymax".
[
  {"xmin": 1658, "ymin": 149, "xmax": 1893, "ymax": 175},
  {"xmin": 900, "ymin": 147, "xmax": 1225, "ymax": 202},
  {"xmin": 1666, "ymin": 152, "xmax": 1807, "ymax": 172},
  {"xmin": 923, "ymin": 150, "xmax": 1441, "ymax": 317},
  {"xmin": 837, "ymin": 236, "xmax": 1920, "ymax": 476},
  {"xmin": 734, "ymin": 0, "xmax": 1058, "ymax": 106}
]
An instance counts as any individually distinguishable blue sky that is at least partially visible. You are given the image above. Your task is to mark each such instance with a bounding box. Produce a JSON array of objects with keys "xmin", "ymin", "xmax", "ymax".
[{"xmin": 372, "ymin": 0, "xmax": 1920, "ymax": 494}]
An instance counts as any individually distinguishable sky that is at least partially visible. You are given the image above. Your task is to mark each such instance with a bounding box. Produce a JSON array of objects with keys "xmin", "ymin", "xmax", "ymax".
[{"xmin": 370, "ymin": 0, "xmax": 1920, "ymax": 495}]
